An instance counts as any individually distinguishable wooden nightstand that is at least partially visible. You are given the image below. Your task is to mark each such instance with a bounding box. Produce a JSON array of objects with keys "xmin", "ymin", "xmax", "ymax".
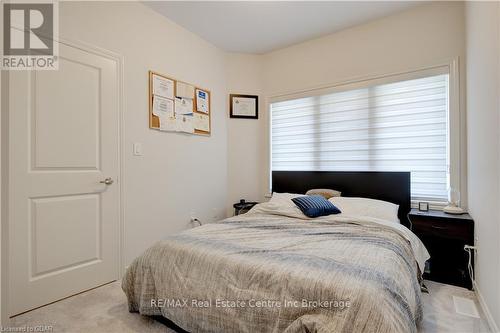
[
  {"xmin": 408, "ymin": 208, "xmax": 474, "ymax": 289},
  {"xmin": 233, "ymin": 200, "xmax": 258, "ymax": 216}
]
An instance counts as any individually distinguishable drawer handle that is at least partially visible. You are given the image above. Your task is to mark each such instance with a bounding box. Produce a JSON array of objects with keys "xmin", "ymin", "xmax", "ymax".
[{"xmin": 431, "ymin": 225, "xmax": 448, "ymax": 230}]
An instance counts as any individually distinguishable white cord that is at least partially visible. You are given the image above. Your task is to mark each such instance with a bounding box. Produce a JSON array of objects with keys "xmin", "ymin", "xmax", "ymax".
[
  {"xmin": 464, "ymin": 245, "xmax": 475, "ymax": 289},
  {"xmin": 406, "ymin": 213, "xmax": 413, "ymax": 230}
]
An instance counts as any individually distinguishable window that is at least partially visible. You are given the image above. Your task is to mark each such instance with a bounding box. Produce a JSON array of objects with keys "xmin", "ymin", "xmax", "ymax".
[{"xmin": 270, "ymin": 68, "xmax": 457, "ymax": 203}]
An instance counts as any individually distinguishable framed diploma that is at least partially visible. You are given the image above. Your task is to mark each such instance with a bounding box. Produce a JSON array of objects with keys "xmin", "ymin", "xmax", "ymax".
[{"xmin": 230, "ymin": 94, "xmax": 258, "ymax": 119}]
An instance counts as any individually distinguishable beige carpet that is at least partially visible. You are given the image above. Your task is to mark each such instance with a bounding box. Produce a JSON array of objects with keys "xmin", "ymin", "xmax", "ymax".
[{"xmin": 8, "ymin": 280, "xmax": 491, "ymax": 333}]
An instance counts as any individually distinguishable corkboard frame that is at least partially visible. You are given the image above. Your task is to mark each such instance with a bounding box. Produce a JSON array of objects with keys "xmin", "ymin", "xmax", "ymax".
[{"xmin": 149, "ymin": 70, "xmax": 211, "ymax": 136}]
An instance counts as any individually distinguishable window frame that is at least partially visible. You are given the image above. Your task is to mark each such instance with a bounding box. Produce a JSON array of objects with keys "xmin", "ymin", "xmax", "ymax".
[{"xmin": 267, "ymin": 62, "xmax": 461, "ymax": 208}]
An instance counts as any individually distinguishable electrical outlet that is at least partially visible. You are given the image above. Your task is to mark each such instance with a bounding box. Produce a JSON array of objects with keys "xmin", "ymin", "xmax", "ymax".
[
  {"xmin": 464, "ymin": 244, "xmax": 478, "ymax": 255},
  {"xmin": 189, "ymin": 211, "xmax": 203, "ymax": 227}
]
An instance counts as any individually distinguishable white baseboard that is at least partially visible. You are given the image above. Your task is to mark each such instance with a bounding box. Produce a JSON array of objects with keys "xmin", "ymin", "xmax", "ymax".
[{"xmin": 474, "ymin": 281, "xmax": 500, "ymax": 333}]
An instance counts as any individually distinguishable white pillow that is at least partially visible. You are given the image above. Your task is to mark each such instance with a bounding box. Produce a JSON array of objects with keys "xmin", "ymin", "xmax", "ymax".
[
  {"xmin": 247, "ymin": 192, "xmax": 307, "ymax": 219},
  {"xmin": 329, "ymin": 197, "xmax": 400, "ymax": 223},
  {"xmin": 268, "ymin": 192, "xmax": 302, "ymax": 206}
]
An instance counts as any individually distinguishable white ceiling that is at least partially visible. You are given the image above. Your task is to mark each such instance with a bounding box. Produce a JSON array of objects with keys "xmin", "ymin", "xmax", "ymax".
[{"xmin": 144, "ymin": 1, "xmax": 421, "ymax": 54}]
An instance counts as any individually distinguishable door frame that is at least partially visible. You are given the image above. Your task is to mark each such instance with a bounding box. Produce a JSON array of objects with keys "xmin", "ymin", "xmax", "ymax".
[{"xmin": 1, "ymin": 37, "xmax": 124, "ymax": 321}]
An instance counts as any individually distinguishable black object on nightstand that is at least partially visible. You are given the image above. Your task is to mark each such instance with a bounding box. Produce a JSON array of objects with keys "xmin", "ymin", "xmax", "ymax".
[
  {"xmin": 409, "ymin": 208, "xmax": 474, "ymax": 289},
  {"xmin": 233, "ymin": 199, "xmax": 258, "ymax": 216}
]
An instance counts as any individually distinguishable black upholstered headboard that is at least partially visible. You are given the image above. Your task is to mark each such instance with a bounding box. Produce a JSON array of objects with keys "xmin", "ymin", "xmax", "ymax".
[{"xmin": 271, "ymin": 171, "xmax": 411, "ymax": 227}]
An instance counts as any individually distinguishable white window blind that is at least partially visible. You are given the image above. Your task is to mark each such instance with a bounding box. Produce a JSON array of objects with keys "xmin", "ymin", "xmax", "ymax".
[{"xmin": 271, "ymin": 74, "xmax": 450, "ymax": 202}]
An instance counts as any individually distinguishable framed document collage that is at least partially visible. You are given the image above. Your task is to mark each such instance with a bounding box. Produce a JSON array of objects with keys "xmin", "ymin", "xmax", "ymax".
[{"xmin": 149, "ymin": 70, "xmax": 211, "ymax": 135}]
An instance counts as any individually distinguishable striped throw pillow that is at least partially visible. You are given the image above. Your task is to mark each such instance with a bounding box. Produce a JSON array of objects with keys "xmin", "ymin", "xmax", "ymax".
[{"xmin": 291, "ymin": 195, "xmax": 341, "ymax": 218}]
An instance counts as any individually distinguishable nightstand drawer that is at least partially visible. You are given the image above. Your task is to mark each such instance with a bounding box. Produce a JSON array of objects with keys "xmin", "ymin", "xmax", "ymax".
[{"xmin": 412, "ymin": 217, "xmax": 472, "ymax": 241}]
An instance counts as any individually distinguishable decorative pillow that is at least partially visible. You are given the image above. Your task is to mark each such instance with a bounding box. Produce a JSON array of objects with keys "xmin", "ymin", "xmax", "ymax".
[
  {"xmin": 306, "ymin": 188, "xmax": 341, "ymax": 199},
  {"xmin": 329, "ymin": 197, "xmax": 400, "ymax": 223},
  {"xmin": 291, "ymin": 195, "xmax": 341, "ymax": 218}
]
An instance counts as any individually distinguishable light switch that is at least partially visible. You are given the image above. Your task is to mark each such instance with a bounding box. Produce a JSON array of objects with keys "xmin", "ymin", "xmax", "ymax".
[{"xmin": 133, "ymin": 143, "xmax": 143, "ymax": 156}]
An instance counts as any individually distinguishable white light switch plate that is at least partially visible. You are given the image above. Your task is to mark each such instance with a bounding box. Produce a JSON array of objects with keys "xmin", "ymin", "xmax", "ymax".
[{"xmin": 133, "ymin": 143, "xmax": 143, "ymax": 156}]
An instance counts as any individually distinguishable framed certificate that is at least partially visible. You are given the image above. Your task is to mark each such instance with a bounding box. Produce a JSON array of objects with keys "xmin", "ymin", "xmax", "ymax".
[{"xmin": 230, "ymin": 94, "xmax": 258, "ymax": 119}]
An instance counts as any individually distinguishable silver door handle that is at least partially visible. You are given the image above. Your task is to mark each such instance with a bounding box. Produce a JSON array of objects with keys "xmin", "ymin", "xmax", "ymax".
[{"xmin": 99, "ymin": 177, "xmax": 114, "ymax": 185}]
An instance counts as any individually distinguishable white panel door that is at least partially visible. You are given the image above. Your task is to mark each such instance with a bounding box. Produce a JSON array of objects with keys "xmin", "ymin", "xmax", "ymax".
[{"xmin": 8, "ymin": 41, "xmax": 120, "ymax": 315}]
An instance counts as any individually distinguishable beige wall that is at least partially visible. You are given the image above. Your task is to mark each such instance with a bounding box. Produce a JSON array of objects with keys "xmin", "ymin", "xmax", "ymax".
[
  {"xmin": 227, "ymin": 2, "xmax": 467, "ymax": 204},
  {"xmin": 59, "ymin": 1, "xmax": 229, "ymax": 267},
  {"xmin": 262, "ymin": 2, "xmax": 465, "ymax": 96},
  {"xmin": 465, "ymin": 1, "xmax": 500, "ymax": 330},
  {"xmin": 225, "ymin": 53, "xmax": 267, "ymax": 215}
]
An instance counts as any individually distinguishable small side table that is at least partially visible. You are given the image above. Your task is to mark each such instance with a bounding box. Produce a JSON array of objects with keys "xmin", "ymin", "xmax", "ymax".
[
  {"xmin": 233, "ymin": 200, "xmax": 258, "ymax": 216},
  {"xmin": 409, "ymin": 208, "xmax": 474, "ymax": 289}
]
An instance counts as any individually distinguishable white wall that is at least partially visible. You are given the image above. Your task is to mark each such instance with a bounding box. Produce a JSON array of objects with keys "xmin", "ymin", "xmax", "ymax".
[
  {"xmin": 225, "ymin": 54, "xmax": 266, "ymax": 214},
  {"xmin": 59, "ymin": 2, "xmax": 229, "ymax": 267},
  {"xmin": 262, "ymin": 2, "xmax": 465, "ymax": 96},
  {"xmin": 465, "ymin": 1, "xmax": 500, "ymax": 329},
  {"xmin": 226, "ymin": 2, "xmax": 467, "ymax": 202}
]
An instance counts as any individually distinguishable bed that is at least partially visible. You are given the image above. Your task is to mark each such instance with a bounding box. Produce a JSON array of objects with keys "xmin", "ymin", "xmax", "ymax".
[{"xmin": 122, "ymin": 171, "xmax": 429, "ymax": 333}]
